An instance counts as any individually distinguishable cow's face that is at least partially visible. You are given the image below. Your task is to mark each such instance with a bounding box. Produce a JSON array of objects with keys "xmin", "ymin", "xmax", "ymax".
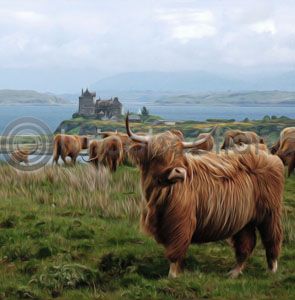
[
  {"xmin": 129, "ymin": 131, "xmax": 187, "ymax": 186},
  {"xmin": 125, "ymin": 113, "xmax": 216, "ymax": 186}
]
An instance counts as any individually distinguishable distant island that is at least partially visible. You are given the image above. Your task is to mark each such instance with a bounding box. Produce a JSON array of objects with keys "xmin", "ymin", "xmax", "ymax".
[
  {"xmin": 155, "ymin": 91, "xmax": 295, "ymax": 106},
  {"xmin": 0, "ymin": 89, "xmax": 69, "ymax": 105}
]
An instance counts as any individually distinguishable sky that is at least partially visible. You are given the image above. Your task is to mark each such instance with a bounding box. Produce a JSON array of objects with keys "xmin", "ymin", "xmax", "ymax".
[{"xmin": 0, "ymin": 0, "xmax": 295, "ymax": 92}]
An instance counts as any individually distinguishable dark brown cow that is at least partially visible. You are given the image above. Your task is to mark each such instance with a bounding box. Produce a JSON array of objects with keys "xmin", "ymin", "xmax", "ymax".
[
  {"xmin": 271, "ymin": 127, "xmax": 295, "ymax": 177},
  {"xmin": 126, "ymin": 114, "xmax": 284, "ymax": 279},
  {"xmin": 52, "ymin": 134, "xmax": 88, "ymax": 165},
  {"xmin": 221, "ymin": 130, "xmax": 263, "ymax": 150},
  {"xmin": 87, "ymin": 136, "xmax": 123, "ymax": 172}
]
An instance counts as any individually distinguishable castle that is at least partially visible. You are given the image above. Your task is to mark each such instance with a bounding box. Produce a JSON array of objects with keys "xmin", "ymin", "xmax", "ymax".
[{"xmin": 78, "ymin": 88, "xmax": 123, "ymax": 119}]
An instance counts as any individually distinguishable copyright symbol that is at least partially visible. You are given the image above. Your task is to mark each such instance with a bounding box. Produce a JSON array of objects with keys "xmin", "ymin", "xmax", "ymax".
[{"xmin": 1, "ymin": 117, "xmax": 53, "ymax": 171}]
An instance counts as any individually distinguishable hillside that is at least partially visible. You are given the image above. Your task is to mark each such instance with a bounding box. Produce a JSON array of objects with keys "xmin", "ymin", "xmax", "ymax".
[
  {"xmin": 90, "ymin": 71, "xmax": 295, "ymax": 92},
  {"xmin": 155, "ymin": 91, "xmax": 295, "ymax": 106},
  {"xmin": 0, "ymin": 89, "xmax": 69, "ymax": 105},
  {"xmin": 90, "ymin": 71, "xmax": 243, "ymax": 92}
]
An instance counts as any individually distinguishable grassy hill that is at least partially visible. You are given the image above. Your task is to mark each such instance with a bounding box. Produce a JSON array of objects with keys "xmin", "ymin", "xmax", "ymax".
[
  {"xmin": 0, "ymin": 164, "xmax": 294, "ymax": 299},
  {"xmin": 0, "ymin": 90, "xmax": 68, "ymax": 105}
]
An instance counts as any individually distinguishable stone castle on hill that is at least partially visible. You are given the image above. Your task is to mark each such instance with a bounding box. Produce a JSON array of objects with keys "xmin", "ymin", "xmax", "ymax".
[{"xmin": 78, "ymin": 88, "xmax": 123, "ymax": 119}]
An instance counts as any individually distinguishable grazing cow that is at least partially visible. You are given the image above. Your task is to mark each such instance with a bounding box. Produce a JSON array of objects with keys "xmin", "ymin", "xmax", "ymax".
[
  {"xmin": 99, "ymin": 131, "xmax": 130, "ymax": 163},
  {"xmin": 126, "ymin": 114, "xmax": 284, "ymax": 278},
  {"xmin": 224, "ymin": 137, "xmax": 269, "ymax": 154},
  {"xmin": 221, "ymin": 130, "xmax": 263, "ymax": 150},
  {"xmin": 52, "ymin": 134, "xmax": 88, "ymax": 165},
  {"xmin": 88, "ymin": 140, "xmax": 100, "ymax": 168},
  {"xmin": 87, "ymin": 135, "xmax": 123, "ymax": 172},
  {"xmin": 190, "ymin": 132, "xmax": 214, "ymax": 154},
  {"xmin": 10, "ymin": 149, "xmax": 30, "ymax": 165},
  {"xmin": 271, "ymin": 127, "xmax": 295, "ymax": 177}
]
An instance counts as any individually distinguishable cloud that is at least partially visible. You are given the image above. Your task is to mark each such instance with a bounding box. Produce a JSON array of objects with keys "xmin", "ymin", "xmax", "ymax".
[
  {"xmin": 157, "ymin": 9, "xmax": 217, "ymax": 42},
  {"xmin": 250, "ymin": 19, "xmax": 277, "ymax": 35},
  {"xmin": 0, "ymin": 0, "xmax": 295, "ymax": 91}
]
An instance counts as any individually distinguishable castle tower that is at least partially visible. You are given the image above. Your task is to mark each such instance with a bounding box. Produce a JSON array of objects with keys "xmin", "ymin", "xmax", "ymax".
[{"xmin": 78, "ymin": 88, "xmax": 96, "ymax": 116}]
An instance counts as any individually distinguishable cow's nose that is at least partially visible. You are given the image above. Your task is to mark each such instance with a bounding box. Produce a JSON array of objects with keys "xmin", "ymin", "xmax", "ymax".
[{"xmin": 168, "ymin": 167, "xmax": 186, "ymax": 182}]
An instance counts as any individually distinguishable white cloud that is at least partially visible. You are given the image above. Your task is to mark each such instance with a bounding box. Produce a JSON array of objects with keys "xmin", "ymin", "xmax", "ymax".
[
  {"xmin": 0, "ymin": 0, "xmax": 295, "ymax": 91},
  {"xmin": 157, "ymin": 9, "xmax": 217, "ymax": 42},
  {"xmin": 250, "ymin": 19, "xmax": 277, "ymax": 35}
]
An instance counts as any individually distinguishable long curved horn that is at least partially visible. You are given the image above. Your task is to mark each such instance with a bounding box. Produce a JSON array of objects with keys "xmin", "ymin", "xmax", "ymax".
[
  {"xmin": 182, "ymin": 126, "xmax": 218, "ymax": 149},
  {"xmin": 125, "ymin": 112, "xmax": 150, "ymax": 143}
]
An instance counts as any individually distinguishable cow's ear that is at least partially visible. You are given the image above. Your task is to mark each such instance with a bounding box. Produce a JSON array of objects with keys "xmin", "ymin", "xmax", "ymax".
[{"xmin": 128, "ymin": 143, "xmax": 147, "ymax": 165}]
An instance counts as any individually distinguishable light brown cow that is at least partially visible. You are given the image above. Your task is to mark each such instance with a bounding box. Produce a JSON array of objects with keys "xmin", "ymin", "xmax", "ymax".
[
  {"xmin": 190, "ymin": 132, "xmax": 214, "ymax": 154},
  {"xmin": 10, "ymin": 149, "xmax": 30, "ymax": 165},
  {"xmin": 99, "ymin": 131, "xmax": 130, "ymax": 163},
  {"xmin": 221, "ymin": 130, "xmax": 263, "ymax": 150},
  {"xmin": 271, "ymin": 127, "xmax": 295, "ymax": 177},
  {"xmin": 52, "ymin": 134, "xmax": 88, "ymax": 165},
  {"xmin": 126, "ymin": 114, "xmax": 284, "ymax": 279},
  {"xmin": 87, "ymin": 135, "xmax": 123, "ymax": 172}
]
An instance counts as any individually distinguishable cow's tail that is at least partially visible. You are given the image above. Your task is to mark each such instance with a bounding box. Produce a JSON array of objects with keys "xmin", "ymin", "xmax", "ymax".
[
  {"xmin": 80, "ymin": 153, "xmax": 99, "ymax": 163},
  {"xmin": 52, "ymin": 138, "xmax": 61, "ymax": 165}
]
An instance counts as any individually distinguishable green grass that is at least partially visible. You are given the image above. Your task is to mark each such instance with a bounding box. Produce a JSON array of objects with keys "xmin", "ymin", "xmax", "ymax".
[{"xmin": 0, "ymin": 164, "xmax": 294, "ymax": 299}]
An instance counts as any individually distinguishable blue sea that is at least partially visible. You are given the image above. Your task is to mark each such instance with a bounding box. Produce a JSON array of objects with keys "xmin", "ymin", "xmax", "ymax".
[{"xmin": 0, "ymin": 103, "xmax": 295, "ymax": 134}]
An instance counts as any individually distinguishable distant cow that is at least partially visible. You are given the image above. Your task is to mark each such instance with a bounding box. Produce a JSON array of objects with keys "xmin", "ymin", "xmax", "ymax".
[
  {"xmin": 87, "ymin": 136, "xmax": 123, "ymax": 172},
  {"xmin": 190, "ymin": 132, "xmax": 214, "ymax": 154},
  {"xmin": 221, "ymin": 130, "xmax": 263, "ymax": 150},
  {"xmin": 10, "ymin": 149, "xmax": 30, "ymax": 165},
  {"xmin": 88, "ymin": 140, "xmax": 100, "ymax": 168},
  {"xmin": 99, "ymin": 131, "xmax": 130, "ymax": 163},
  {"xmin": 53, "ymin": 134, "xmax": 88, "ymax": 165},
  {"xmin": 126, "ymin": 113, "xmax": 284, "ymax": 279},
  {"xmin": 271, "ymin": 127, "xmax": 295, "ymax": 177}
]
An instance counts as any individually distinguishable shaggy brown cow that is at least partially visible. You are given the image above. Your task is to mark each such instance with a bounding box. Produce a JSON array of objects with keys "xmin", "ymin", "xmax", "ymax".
[
  {"xmin": 99, "ymin": 131, "xmax": 130, "ymax": 163},
  {"xmin": 52, "ymin": 134, "xmax": 88, "ymax": 165},
  {"xmin": 271, "ymin": 127, "xmax": 295, "ymax": 176},
  {"xmin": 10, "ymin": 149, "xmax": 30, "ymax": 164},
  {"xmin": 87, "ymin": 135, "xmax": 123, "ymax": 172},
  {"xmin": 190, "ymin": 132, "xmax": 214, "ymax": 154},
  {"xmin": 88, "ymin": 140, "xmax": 100, "ymax": 168},
  {"xmin": 221, "ymin": 130, "xmax": 263, "ymax": 150},
  {"xmin": 224, "ymin": 137, "xmax": 269, "ymax": 154},
  {"xmin": 126, "ymin": 114, "xmax": 284, "ymax": 279}
]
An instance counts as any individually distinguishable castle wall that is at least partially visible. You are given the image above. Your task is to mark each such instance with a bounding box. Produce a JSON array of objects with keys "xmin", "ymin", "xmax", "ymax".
[{"xmin": 79, "ymin": 96, "xmax": 95, "ymax": 116}]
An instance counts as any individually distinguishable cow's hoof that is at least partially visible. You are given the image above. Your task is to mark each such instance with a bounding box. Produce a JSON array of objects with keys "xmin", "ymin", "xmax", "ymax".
[
  {"xmin": 228, "ymin": 268, "xmax": 242, "ymax": 279},
  {"xmin": 270, "ymin": 260, "xmax": 278, "ymax": 273}
]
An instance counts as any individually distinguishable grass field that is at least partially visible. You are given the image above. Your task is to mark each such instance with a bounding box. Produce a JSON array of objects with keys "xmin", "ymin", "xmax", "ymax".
[{"xmin": 0, "ymin": 164, "xmax": 294, "ymax": 300}]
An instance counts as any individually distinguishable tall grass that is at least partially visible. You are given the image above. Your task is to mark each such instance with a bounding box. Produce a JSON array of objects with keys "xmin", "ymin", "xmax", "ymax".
[{"xmin": 0, "ymin": 164, "xmax": 142, "ymax": 219}]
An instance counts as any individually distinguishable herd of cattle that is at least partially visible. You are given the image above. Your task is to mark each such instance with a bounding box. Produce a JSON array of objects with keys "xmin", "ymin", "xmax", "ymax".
[
  {"xmin": 49, "ymin": 124, "xmax": 295, "ymax": 177},
  {"xmin": 8, "ymin": 118, "xmax": 295, "ymax": 278}
]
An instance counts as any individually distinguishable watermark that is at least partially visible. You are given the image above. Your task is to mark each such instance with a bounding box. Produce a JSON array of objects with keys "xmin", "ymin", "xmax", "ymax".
[{"xmin": 0, "ymin": 117, "xmax": 53, "ymax": 171}]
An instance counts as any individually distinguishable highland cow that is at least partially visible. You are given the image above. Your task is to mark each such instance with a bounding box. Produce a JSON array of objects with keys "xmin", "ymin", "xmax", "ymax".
[
  {"xmin": 271, "ymin": 127, "xmax": 295, "ymax": 176},
  {"xmin": 52, "ymin": 134, "xmax": 88, "ymax": 165},
  {"xmin": 221, "ymin": 130, "xmax": 263, "ymax": 150},
  {"xmin": 126, "ymin": 114, "xmax": 284, "ymax": 279},
  {"xmin": 190, "ymin": 132, "xmax": 215, "ymax": 154},
  {"xmin": 10, "ymin": 149, "xmax": 30, "ymax": 165},
  {"xmin": 87, "ymin": 135, "xmax": 123, "ymax": 172}
]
